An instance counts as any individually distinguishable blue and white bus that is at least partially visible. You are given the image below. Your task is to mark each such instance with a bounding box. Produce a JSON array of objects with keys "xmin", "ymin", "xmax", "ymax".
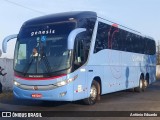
[{"xmin": 2, "ymin": 11, "xmax": 156, "ymax": 105}]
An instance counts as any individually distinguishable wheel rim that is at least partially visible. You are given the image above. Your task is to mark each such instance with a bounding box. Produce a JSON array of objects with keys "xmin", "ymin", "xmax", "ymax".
[
  {"xmin": 144, "ymin": 80, "xmax": 148, "ymax": 88},
  {"xmin": 140, "ymin": 80, "xmax": 143, "ymax": 89},
  {"xmin": 90, "ymin": 85, "xmax": 97, "ymax": 101}
]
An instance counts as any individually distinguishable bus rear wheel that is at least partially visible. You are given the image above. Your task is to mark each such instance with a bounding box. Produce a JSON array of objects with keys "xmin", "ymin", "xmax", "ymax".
[
  {"xmin": 83, "ymin": 80, "xmax": 100, "ymax": 105},
  {"xmin": 135, "ymin": 78, "xmax": 143, "ymax": 92},
  {"xmin": 135, "ymin": 76, "xmax": 148, "ymax": 92},
  {"xmin": 142, "ymin": 79, "xmax": 148, "ymax": 91}
]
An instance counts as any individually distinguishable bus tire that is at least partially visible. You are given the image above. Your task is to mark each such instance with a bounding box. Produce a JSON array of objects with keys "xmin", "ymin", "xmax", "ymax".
[
  {"xmin": 142, "ymin": 79, "xmax": 148, "ymax": 91},
  {"xmin": 83, "ymin": 80, "xmax": 99, "ymax": 105},
  {"xmin": 135, "ymin": 77, "xmax": 143, "ymax": 92}
]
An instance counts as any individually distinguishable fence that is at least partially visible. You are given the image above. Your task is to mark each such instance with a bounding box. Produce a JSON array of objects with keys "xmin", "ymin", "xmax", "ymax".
[{"xmin": 0, "ymin": 58, "xmax": 14, "ymax": 92}]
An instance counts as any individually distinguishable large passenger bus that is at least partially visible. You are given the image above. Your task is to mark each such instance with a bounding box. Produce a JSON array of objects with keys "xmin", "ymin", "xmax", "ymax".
[{"xmin": 2, "ymin": 11, "xmax": 156, "ymax": 105}]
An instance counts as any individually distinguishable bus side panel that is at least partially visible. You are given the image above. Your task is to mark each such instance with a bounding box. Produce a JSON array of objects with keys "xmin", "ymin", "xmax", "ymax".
[
  {"xmin": 94, "ymin": 50, "xmax": 140, "ymax": 94},
  {"xmin": 87, "ymin": 49, "xmax": 156, "ymax": 95}
]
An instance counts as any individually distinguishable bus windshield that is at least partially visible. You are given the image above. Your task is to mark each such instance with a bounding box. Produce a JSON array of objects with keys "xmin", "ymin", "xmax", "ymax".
[{"xmin": 14, "ymin": 22, "xmax": 76, "ymax": 75}]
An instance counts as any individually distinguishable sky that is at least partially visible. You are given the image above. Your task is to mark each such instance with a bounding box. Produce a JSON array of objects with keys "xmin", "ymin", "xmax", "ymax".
[{"xmin": 0, "ymin": 0, "xmax": 160, "ymax": 58}]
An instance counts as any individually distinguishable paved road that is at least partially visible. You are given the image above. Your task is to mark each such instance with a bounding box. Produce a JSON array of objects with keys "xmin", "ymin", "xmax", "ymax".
[{"xmin": 0, "ymin": 80, "xmax": 160, "ymax": 120}]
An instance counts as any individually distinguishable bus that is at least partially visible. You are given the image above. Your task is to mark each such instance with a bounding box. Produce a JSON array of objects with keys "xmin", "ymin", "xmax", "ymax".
[{"xmin": 2, "ymin": 11, "xmax": 156, "ymax": 105}]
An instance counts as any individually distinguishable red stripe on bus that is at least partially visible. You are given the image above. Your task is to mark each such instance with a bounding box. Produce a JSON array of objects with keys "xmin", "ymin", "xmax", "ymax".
[{"xmin": 14, "ymin": 74, "xmax": 66, "ymax": 80}]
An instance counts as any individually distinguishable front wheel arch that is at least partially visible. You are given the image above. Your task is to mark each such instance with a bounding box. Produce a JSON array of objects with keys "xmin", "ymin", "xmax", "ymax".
[{"xmin": 83, "ymin": 80, "xmax": 100, "ymax": 105}]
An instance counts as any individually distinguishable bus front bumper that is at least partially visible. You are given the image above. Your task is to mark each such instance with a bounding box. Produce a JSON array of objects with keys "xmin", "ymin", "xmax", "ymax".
[{"xmin": 13, "ymin": 85, "xmax": 74, "ymax": 101}]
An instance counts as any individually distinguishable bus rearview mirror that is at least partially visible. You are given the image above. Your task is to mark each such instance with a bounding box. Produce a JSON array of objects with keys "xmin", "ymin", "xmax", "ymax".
[
  {"xmin": 68, "ymin": 28, "xmax": 86, "ymax": 50},
  {"xmin": 2, "ymin": 34, "xmax": 17, "ymax": 53}
]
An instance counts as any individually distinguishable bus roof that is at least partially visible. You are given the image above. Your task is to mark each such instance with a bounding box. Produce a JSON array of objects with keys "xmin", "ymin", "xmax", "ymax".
[
  {"xmin": 22, "ymin": 11, "xmax": 154, "ymax": 41},
  {"xmin": 23, "ymin": 11, "xmax": 97, "ymax": 26}
]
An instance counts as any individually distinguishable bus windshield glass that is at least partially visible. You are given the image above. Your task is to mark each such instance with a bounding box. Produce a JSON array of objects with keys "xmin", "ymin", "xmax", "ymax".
[{"xmin": 14, "ymin": 22, "xmax": 76, "ymax": 75}]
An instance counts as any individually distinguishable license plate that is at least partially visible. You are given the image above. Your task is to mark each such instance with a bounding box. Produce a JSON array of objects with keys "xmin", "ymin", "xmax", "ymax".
[{"xmin": 31, "ymin": 94, "xmax": 42, "ymax": 98}]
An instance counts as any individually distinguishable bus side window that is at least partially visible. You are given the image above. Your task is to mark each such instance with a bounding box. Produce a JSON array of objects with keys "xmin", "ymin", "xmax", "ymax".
[
  {"xmin": 94, "ymin": 22, "xmax": 108, "ymax": 53},
  {"xmin": 74, "ymin": 32, "xmax": 88, "ymax": 69}
]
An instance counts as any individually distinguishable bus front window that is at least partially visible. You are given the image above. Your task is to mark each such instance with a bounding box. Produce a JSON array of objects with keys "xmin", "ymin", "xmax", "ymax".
[{"xmin": 14, "ymin": 22, "xmax": 75, "ymax": 75}]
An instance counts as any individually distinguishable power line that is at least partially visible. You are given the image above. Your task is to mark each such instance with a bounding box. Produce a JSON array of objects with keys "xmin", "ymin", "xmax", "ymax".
[{"xmin": 4, "ymin": 0, "xmax": 46, "ymax": 15}]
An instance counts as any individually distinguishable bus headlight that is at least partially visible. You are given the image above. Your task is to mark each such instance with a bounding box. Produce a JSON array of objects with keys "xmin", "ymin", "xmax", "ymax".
[
  {"xmin": 56, "ymin": 81, "xmax": 67, "ymax": 86},
  {"xmin": 55, "ymin": 75, "xmax": 78, "ymax": 87},
  {"xmin": 13, "ymin": 80, "xmax": 21, "ymax": 86}
]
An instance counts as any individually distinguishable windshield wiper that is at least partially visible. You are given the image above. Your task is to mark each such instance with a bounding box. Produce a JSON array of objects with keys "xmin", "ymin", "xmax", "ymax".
[
  {"xmin": 39, "ymin": 38, "xmax": 52, "ymax": 76},
  {"xmin": 23, "ymin": 57, "xmax": 34, "ymax": 76},
  {"xmin": 41, "ymin": 54, "xmax": 52, "ymax": 76},
  {"xmin": 22, "ymin": 54, "xmax": 52, "ymax": 77}
]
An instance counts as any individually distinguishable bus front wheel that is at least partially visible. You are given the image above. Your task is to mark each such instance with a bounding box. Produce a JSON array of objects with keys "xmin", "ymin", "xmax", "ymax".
[{"xmin": 83, "ymin": 80, "xmax": 100, "ymax": 105}]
